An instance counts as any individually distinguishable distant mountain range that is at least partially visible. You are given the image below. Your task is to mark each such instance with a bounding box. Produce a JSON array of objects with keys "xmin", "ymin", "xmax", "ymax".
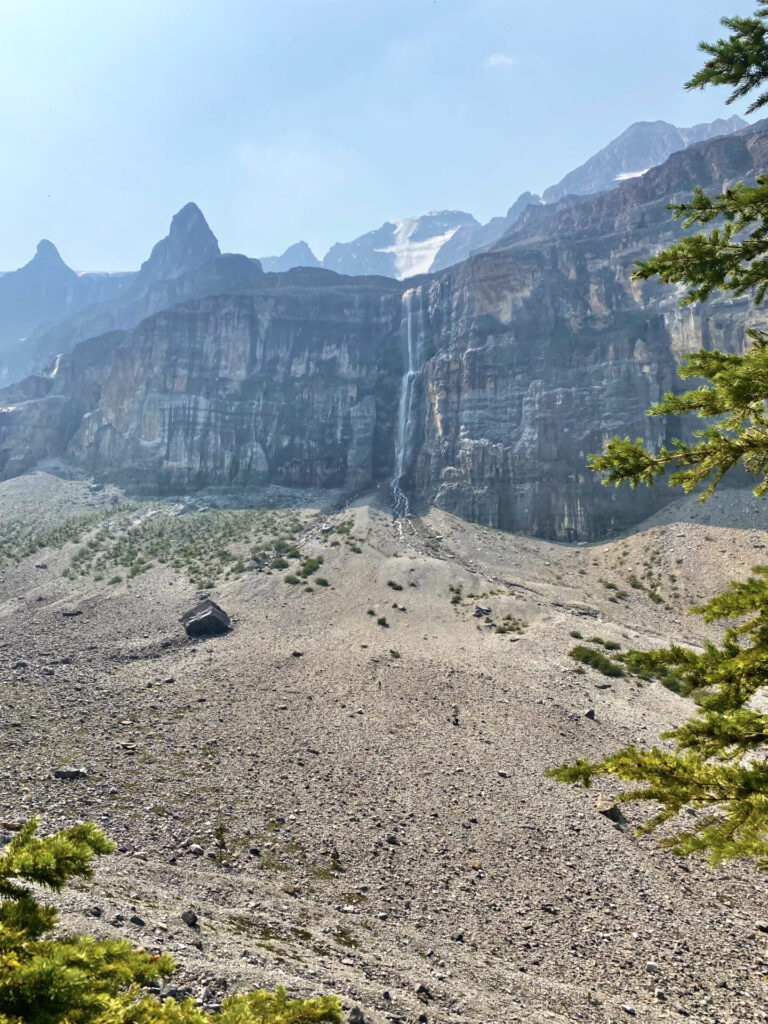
[
  {"xmin": 256, "ymin": 114, "xmax": 748, "ymax": 278},
  {"xmin": 0, "ymin": 113, "xmax": 750, "ymax": 375},
  {"xmin": 1, "ymin": 119, "xmax": 766, "ymax": 540},
  {"xmin": 541, "ymin": 115, "xmax": 747, "ymax": 203}
]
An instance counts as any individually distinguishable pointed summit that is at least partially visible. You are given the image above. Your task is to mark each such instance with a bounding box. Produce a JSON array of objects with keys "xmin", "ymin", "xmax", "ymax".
[
  {"xmin": 259, "ymin": 240, "xmax": 321, "ymax": 273},
  {"xmin": 31, "ymin": 239, "xmax": 69, "ymax": 269},
  {"xmin": 138, "ymin": 202, "xmax": 221, "ymax": 283}
]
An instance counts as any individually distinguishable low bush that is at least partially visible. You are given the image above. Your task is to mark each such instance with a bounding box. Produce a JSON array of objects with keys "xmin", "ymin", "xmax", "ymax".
[{"xmin": 570, "ymin": 645, "xmax": 625, "ymax": 677}]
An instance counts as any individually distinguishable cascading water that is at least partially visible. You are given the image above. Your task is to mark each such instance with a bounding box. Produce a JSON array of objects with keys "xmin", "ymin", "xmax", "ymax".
[{"xmin": 391, "ymin": 288, "xmax": 424, "ymax": 518}]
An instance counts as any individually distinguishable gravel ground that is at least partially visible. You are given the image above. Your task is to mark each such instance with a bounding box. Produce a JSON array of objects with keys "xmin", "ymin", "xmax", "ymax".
[{"xmin": 2, "ymin": 472, "xmax": 768, "ymax": 1024}]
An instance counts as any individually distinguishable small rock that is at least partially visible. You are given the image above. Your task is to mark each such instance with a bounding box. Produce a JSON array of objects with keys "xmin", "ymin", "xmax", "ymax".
[
  {"xmin": 129, "ymin": 914, "xmax": 145, "ymax": 927},
  {"xmin": 348, "ymin": 1009, "xmax": 365, "ymax": 1024},
  {"xmin": 584, "ymin": 708, "xmax": 596, "ymax": 720},
  {"xmin": 53, "ymin": 766, "xmax": 88, "ymax": 780},
  {"xmin": 61, "ymin": 609, "xmax": 82, "ymax": 617},
  {"xmin": 415, "ymin": 984, "xmax": 432, "ymax": 1002},
  {"xmin": 291, "ymin": 650, "xmax": 304, "ymax": 658},
  {"xmin": 181, "ymin": 909, "xmax": 199, "ymax": 927},
  {"xmin": 621, "ymin": 1007, "xmax": 636, "ymax": 1017},
  {"xmin": 645, "ymin": 961, "xmax": 660, "ymax": 975},
  {"xmin": 189, "ymin": 844, "xmax": 204, "ymax": 856},
  {"xmin": 34, "ymin": 562, "xmax": 48, "ymax": 569},
  {"xmin": 757, "ymin": 921, "xmax": 768, "ymax": 933},
  {"xmin": 596, "ymin": 795, "xmax": 624, "ymax": 824}
]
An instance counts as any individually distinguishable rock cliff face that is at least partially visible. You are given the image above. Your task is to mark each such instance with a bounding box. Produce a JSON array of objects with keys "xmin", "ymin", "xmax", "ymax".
[
  {"xmin": 0, "ymin": 271, "xmax": 403, "ymax": 491},
  {"xmin": 0, "ymin": 127, "xmax": 767, "ymax": 540},
  {"xmin": 402, "ymin": 123, "xmax": 768, "ymax": 538}
]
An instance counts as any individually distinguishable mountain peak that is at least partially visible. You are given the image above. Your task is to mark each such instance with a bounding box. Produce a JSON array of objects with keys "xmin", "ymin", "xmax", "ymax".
[
  {"xmin": 139, "ymin": 203, "xmax": 221, "ymax": 283},
  {"xmin": 542, "ymin": 115, "xmax": 749, "ymax": 204},
  {"xmin": 31, "ymin": 239, "xmax": 69, "ymax": 269},
  {"xmin": 259, "ymin": 240, "xmax": 321, "ymax": 273}
]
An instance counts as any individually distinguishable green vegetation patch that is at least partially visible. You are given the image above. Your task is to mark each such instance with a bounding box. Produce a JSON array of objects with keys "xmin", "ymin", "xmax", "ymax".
[
  {"xmin": 61, "ymin": 505, "xmax": 310, "ymax": 589},
  {"xmin": 570, "ymin": 645, "xmax": 625, "ymax": 677}
]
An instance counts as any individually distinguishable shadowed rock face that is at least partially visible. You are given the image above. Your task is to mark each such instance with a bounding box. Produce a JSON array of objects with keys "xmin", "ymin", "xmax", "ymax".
[
  {"xmin": 0, "ymin": 241, "xmax": 132, "ymax": 356},
  {"xmin": 402, "ymin": 123, "xmax": 768, "ymax": 539},
  {"xmin": 1, "ymin": 127, "xmax": 767, "ymax": 539},
  {"xmin": 0, "ymin": 273, "xmax": 404, "ymax": 493},
  {"xmin": 1, "ymin": 204, "xmax": 226, "ymax": 383}
]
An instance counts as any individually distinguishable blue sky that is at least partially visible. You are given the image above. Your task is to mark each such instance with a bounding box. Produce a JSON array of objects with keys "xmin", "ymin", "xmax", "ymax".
[{"xmin": 0, "ymin": 0, "xmax": 757, "ymax": 270}]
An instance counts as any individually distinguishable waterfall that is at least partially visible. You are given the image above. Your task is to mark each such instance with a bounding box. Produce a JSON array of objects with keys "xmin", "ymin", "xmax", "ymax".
[{"xmin": 392, "ymin": 288, "xmax": 424, "ymax": 518}]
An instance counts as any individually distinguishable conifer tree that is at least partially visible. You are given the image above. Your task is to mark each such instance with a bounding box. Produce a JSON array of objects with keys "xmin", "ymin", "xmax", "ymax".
[
  {"xmin": 548, "ymin": 5, "xmax": 768, "ymax": 868},
  {"xmin": 0, "ymin": 819, "xmax": 341, "ymax": 1024}
]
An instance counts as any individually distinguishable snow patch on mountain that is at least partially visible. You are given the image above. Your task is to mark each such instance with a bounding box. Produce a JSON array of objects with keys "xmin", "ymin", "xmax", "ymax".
[
  {"xmin": 375, "ymin": 217, "xmax": 463, "ymax": 279},
  {"xmin": 615, "ymin": 168, "xmax": 650, "ymax": 181}
]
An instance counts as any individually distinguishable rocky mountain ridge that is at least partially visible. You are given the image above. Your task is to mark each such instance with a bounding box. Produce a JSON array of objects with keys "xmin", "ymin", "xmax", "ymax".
[
  {"xmin": 2, "ymin": 204, "xmax": 233, "ymax": 382},
  {"xmin": 0, "ymin": 240, "xmax": 133, "ymax": 356},
  {"xmin": 0, "ymin": 123, "xmax": 765, "ymax": 539},
  {"xmin": 542, "ymin": 114, "xmax": 748, "ymax": 204},
  {"xmin": 256, "ymin": 115, "xmax": 747, "ymax": 279}
]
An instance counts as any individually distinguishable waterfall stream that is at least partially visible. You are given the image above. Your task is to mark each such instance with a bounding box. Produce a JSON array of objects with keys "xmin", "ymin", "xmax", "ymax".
[{"xmin": 391, "ymin": 288, "xmax": 423, "ymax": 518}]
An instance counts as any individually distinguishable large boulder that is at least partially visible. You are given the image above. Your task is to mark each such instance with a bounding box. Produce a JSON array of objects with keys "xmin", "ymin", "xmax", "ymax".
[{"xmin": 181, "ymin": 599, "xmax": 231, "ymax": 637}]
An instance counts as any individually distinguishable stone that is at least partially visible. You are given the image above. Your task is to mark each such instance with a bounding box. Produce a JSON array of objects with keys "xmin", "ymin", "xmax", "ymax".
[
  {"xmin": 189, "ymin": 843, "xmax": 204, "ymax": 856},
  {"xmin": 348, "ymin": 1009, "xmax": 365, "ymax": 1024},
  {"xmin": 61, "ymin": 608, "xmax": 82, "ymax": 617},
  {"xmin": 129, "ymin": 914, "xmax": 145, "ymax": 927},
  {"xmin": 596, "ymin": 795, "xmax": 624, "ymax": 823},
  {"xmin": 181, "ymin": 909, "xmax": 198, "ymax": 927},
  {"xmin": 53, "ymin": 766, "xmax": 88, "ymax": 780},
  {"xmin": 584, "ymin": 708, "xmax": 596, "ymax": 721},
  {"xmin": 181, "ymin": 599, "xmax": 231, "ymax": 638}
]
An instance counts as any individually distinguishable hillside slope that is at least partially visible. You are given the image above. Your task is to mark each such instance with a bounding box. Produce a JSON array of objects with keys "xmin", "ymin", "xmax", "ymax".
[{"xmin": 0, "ymin": 473, "xmax": 767, "ymax": 1023}]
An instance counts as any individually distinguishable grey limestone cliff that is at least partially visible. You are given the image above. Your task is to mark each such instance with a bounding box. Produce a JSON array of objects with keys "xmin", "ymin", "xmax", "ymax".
[{"xmin": 0, "ymin": 127, "xmax": 766, "ymax": 540}]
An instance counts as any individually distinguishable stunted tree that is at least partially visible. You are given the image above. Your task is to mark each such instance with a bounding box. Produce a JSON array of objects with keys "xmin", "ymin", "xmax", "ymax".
[
  {"xmin": 0, "ymin": 819, "xmax": 341, "ymax": 1024},
  {"xmin": 549, "ymin": 4, "xmax": 768, "ymax": 868}
]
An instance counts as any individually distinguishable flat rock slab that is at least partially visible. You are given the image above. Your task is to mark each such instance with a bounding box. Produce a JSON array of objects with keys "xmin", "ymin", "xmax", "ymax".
[
  {"xmin": 181, "ymin": 599, "xmax": 231, "ymax": 638},
  {"xmin": 53, "ymin": 766, "xmax": 88, "ymax": 780}
]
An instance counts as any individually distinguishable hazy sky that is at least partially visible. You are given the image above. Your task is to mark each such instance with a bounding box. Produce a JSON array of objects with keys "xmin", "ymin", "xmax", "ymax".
[{"xmin": 0, "ymin": 0, "xmax": 757, "ymax": 270}]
